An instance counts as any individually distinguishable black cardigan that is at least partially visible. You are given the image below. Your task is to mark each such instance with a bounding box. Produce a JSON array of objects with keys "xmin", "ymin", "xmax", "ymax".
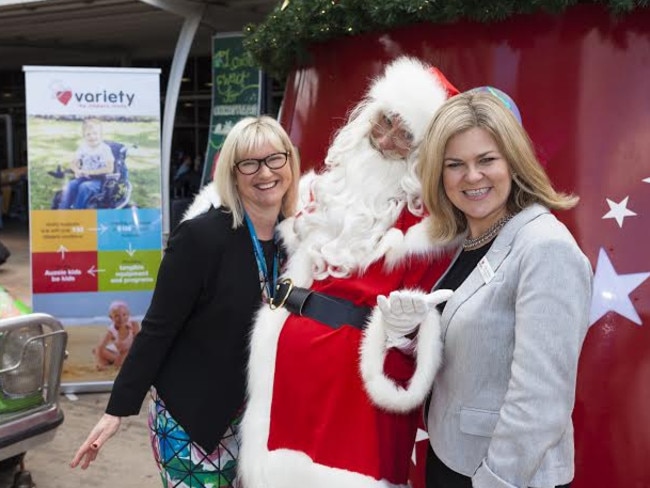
[{"xmin": 106, "ymin": 207, "xmax": 263, "ymax": 453}]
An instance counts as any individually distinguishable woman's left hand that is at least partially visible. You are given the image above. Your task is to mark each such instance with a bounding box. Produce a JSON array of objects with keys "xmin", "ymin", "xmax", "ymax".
[{"xmin": 70, "ymin": 413, "xmax": 121, "ymax": 470}]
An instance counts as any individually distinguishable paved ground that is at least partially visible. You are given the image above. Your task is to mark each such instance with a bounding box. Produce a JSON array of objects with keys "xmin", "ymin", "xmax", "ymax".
[{"xmin": 0, "ymin": 218, "xmax": 160, "ymax": 487}]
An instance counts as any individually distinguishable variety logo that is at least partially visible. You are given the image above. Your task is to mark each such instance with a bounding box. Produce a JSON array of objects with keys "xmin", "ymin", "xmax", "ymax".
[
  {"xmin": 50, "ymin": 80, "xmax": 74, "ymax": 106},
  {"xmin": 49, "ymin": 80, "xmax": 136, "ymax": 107},
  {"xmin": 73, "ymin": 89, "xmax": 135, "ymax": 106},
  {"xmin": 56, "ymin": 90, "xmax": 73, "ymax": 105}
]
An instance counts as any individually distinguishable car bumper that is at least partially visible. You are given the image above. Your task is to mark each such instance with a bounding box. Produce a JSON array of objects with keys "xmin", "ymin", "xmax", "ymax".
[{"xmin": 0, "ymin": 404, "xmax": 64, "ymax": 461}]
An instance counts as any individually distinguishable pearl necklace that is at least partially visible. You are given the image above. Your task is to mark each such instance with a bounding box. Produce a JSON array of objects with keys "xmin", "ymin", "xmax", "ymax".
[{"xmin": 462, "ymin": 213, "xmax": 514, "ymax": 251}]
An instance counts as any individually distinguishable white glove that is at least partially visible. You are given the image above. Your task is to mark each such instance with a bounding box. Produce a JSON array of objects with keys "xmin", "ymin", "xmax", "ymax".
[{"xmin": 377, "ymin": 289, "xmax": 454, "ymax": 349}]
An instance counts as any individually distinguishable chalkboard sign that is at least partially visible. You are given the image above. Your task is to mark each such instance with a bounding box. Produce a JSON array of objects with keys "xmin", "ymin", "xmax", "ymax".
[{"xmin": 201, "ymin": 33, "xmax": 262, "ymax": 184}]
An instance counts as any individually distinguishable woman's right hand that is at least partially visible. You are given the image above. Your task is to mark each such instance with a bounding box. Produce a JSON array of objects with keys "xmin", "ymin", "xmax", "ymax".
[{"xmin": 70, "ymin": 413, "xmax": 121, "ymax": 470}]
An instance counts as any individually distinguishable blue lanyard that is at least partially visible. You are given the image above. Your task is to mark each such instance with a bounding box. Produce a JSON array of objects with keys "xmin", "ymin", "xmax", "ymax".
[{"xmin": 244, "ymin": 213, "xmax": 279, "ymax": 300}]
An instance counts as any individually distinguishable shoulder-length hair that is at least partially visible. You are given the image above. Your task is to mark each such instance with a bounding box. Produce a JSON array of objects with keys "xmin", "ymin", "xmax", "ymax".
[
  {"xmin": 418, "ymin": 91, "xmax": 578, "ymax": 242},
  {"xmin": 214, "ymin": 115, "xmax": 300, "ymax": 228}
]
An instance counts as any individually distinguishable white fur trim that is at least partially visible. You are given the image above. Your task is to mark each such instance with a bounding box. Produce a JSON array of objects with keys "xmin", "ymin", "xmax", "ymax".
[
  {"xmin": 359, "ymin": 305, "xmax": 442, "ymax": 413},
  {"xmin": 369, "ymin": 56, "xmax": 450, "ymax": 144},
  {"xmin": 239, "ymin": 304, "xmax": 288, "ymax": 488},
  {"xmin": 241, "ymin": 448, "xmax": 409, "ymax": 488},
  {"xmin": 182, "ymin": 183, "xmax": 221, "ymax": 221},
  {"xmin": 277, "ymin": 216, "xmax": 301, "ymax": 257},
  {"xmin": 382, "ymin": 217, "xmax": 459, "ymax": 271}
]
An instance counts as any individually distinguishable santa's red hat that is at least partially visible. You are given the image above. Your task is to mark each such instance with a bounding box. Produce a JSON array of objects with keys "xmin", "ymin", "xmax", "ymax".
[{"xmin": 368, "ymin": 56, "xmax": 459, "ymax": 144}]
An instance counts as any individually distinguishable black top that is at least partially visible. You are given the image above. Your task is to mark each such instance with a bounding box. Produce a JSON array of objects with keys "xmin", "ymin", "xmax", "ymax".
[
  {"xmin": 106, "ymin": 207, "xmax": 267, "ymax": 453},
  {"xmin": 259, "ymin": 239, "xmax": 277, "ymax": 283},
  {"xmin": 436, "ymin": 239, "xmax": 494, "ymax": 313}
]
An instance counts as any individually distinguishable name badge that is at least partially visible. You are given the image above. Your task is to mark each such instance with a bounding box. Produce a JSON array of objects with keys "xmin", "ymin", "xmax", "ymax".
[{"xmin": 477, "ymin": 256, "xmax": 495, "ymax": 284}]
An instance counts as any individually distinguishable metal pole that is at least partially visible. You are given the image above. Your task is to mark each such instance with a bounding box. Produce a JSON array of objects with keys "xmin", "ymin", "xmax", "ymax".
[{"xmin": 137, "ymin": 0, "xmax": 205, "ymax": 238}]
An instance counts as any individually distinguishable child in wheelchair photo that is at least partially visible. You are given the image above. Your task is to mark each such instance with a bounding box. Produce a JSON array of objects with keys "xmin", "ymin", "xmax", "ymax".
[{"xmin": 50, "ymin": 118, "xmax": 132, "ymax": 210}]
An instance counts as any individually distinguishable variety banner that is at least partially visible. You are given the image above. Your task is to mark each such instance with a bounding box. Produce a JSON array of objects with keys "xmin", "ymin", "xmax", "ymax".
[
  {"xmin": 201, "ymin": 33, "xmax": 262, "ymax": 184},
  {"xmin": 23, "ymin": 66, "xmax": 162, "ymax": 391}
]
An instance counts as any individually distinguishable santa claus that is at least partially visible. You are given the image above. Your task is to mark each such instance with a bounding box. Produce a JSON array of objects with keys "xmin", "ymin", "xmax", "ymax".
[{"xmin": 230, "ymin": 57, "xmax": 460, "ymax": 488}]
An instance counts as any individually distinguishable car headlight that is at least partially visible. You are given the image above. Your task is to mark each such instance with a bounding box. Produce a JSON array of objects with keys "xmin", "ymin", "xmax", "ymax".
[{"xmin": 0, "ymin": 325, "xmax": 45, "ymax": 397}]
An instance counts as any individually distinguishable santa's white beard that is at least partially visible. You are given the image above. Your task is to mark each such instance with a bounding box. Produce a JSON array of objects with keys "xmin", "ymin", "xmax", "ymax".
[{"xmin": 292, "ymin": 140, "xmax": 412, "ymax": 280}]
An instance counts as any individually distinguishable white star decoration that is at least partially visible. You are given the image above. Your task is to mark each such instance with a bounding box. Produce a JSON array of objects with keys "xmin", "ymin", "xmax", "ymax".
[
  {"xmin": 602, "ymin": 196, "xmax": 637, "ymax": 227},
  {"xmin": 644, "ymin": 177, "xmax": 650, "ymax": 183},
  {"xmin": 411, "ymin": 428, "xmax": 429, "ymax": 465},
  {"xmin": 589, "ymin": 248, "xmax": 650, "ymax": 326}
]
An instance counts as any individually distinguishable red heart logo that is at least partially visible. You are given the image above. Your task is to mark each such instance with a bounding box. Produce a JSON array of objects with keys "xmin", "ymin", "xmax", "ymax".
[{"xmin": 56, "ymin": 90, "xmax": 72, "ymax": 105}]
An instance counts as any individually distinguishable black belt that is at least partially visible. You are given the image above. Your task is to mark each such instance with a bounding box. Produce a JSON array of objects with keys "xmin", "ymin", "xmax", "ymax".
[{"xmin": 271, "ymin": 278, "xmax": 371, "ymax": 330}]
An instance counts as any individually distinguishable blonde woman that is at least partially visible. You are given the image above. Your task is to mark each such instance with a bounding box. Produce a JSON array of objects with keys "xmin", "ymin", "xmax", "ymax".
[
  {"xmin": 381, "ymin": 89, "xmax": 592, "ymax": 488},
  {"xmin": 72, "ymin": 115, "xmax": 300, "ymax": 488}
]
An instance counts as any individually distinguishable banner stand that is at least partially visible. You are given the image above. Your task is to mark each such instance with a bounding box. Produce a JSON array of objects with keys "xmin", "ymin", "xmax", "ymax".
[{"xmin": 24, "ymin": 66, "xmax": 163, "ymax": 392}]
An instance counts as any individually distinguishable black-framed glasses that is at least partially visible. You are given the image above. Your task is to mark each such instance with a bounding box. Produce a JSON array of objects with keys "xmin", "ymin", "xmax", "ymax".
[{"xmin": 235, "ymin": 152, "xmax": 289, "ymax": 175}]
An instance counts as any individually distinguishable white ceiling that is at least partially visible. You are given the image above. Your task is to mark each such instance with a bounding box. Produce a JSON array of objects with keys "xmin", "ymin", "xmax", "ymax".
[{"xmin": 0, "ymin": 0, "xmax": 278, "ymax": 69}]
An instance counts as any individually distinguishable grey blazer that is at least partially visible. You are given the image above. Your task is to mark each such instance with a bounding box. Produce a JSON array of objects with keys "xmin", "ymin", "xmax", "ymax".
[{"xmin": 427, "ymin": 204, "xmax": 593, "ymax": 488}]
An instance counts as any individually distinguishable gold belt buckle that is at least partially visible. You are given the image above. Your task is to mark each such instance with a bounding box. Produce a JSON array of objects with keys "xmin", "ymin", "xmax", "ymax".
[{"xmin": 270, "ymin": 278, "xmax": 293, "ymax": 310}]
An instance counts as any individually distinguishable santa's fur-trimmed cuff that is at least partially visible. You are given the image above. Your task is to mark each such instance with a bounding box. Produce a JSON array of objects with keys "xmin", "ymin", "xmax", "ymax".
[{"xmin": 359, "ymin": 306, "xmax": 442, "ymax": 413}]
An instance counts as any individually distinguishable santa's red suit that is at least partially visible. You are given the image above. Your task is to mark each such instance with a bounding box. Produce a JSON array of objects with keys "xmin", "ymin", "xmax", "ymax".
[{"xmin": 238, "ymin": 57, "xmax": 459, "ymax": 488}]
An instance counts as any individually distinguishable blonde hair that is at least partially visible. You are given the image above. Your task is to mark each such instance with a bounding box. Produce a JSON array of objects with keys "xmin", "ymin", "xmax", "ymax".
[
  {"xmin": 214, "ymin": 116, "xmax": 300, "ymax": 228},
  {"xmin": 108, "ymin": 300, "xmax": 129, "ymax": 315},
  {"xmin": 82, "ymin": 118, "xmax": 103, "ymax": 133},
  {"xmin": 418, "ymin": 91, "xmax": 578, "ymax": 241}
]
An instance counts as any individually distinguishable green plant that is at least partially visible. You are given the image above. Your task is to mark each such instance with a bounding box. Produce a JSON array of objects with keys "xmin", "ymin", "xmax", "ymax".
[{"xmin": 244, "ymin": 0, "xmax": 649, "ymax": 79}]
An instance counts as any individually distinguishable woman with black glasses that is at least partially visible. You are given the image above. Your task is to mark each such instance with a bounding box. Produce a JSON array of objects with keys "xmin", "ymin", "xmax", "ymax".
[{"xmin": 71, "ymin": 115, "xmax": 300, "ymax": 488}]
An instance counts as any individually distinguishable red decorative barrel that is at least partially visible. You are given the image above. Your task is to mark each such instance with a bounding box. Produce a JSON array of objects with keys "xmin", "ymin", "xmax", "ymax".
[{"xmin": 279, "ymin": 4, "xmax": 650, "ymax": 487}]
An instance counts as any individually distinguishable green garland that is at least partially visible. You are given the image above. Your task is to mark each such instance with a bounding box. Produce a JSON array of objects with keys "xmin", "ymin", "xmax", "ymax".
[{"xmin": 243, "ymin": 0, "xmax": 648, "ymax": 79}]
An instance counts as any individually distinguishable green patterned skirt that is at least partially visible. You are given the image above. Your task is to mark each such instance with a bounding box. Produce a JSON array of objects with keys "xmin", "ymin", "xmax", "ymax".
[{"xmin": 148, "ymin": 390, "xmax": 241, "ymax": 487}]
